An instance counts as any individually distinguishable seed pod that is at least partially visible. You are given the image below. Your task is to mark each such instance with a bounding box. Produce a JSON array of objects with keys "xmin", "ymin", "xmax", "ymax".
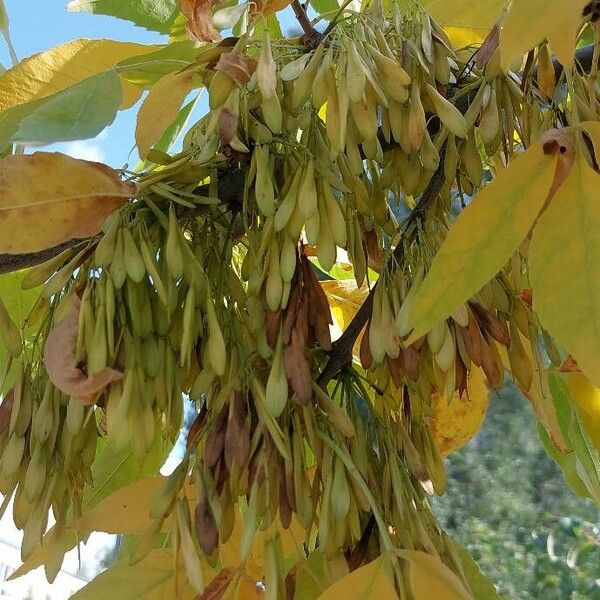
[
  {"xmin": 22, "ymin": 245, "xmax": 78, "ymax": 290},
  {"xmin": 122, "ymin": 227, "xmax": 146, "ymax": 283},
  {"xmin": 1, "ymin": 433, "xmax": 25, "ymax": 478},
  {"xmin": 479, "ymin": 83, "xmax": 500, "ymax": 143},
  {"xmin": 274, "ymin": 169, "xmax": 301, "ymax": 232},
  {"xmin": 206, "ymin": 298, "xmax": 226, "ymax": 376},
  {"xmin": 297, "ymin": 158, "xmax": 317, "ymax": 219},
  {"xmin": 24, "ymin": 441, "xmax": 46, "ymax": 503},
  {"xmin": 292, "ymin": 43, "xmax": 326, "ymax": 110},
  {"xmin": 408, "ymin": 80, "xmax": 426, "ymax": 151},
  {"xmin": 321, "ymin": 180, "xmax": 347, "ymax": 248},
  {"xmin": 424, "ymin": 83, "xmax": 468, "ymax": 138},
  {"xmin": 331, "ymin": 458, "xmax": 351, "ymax": 519},
  {"xmin": 460, "ymin": 129, "xmax": 483, "ymax": 185},
  {"xmin": 87, "ymin": 302, "xmax": 107, "ymax": 374},
  {"xmin": 140, "ymin": 237, "xmax": 168, "ymax": 305},
  {"xmin": 316, "ymin": 203, "xmax": 336, "ymax": 272},
  {"xmin": 434, "ymin": 324, "xmax": 455, "ymax": 372},
  {"xmin": 166, "ymin": 205, "xmax": 184, "ymax": 281},
  {"xmin": 444, "ymin": 133, "xmax": 458, "ymax": 183},
  {"xmin": 508, "ymin": 321, "xmax": 533, "ymax": 392},
  {"xmin": 110, "ymin": 228, "xmax": 127, "ymax": 289},
  {"xmin": 345, "ymin": 40, "xmax": 366, "ymax": 103},
  {"xmin": 265, "ymin": 330, "xmax": 288, "ymax": 418},
  {"xmin": 368, "ymin": 45, "xmax": 411, "ymax": 102},
  {"xmin": 266, "ymin": 239, "xmax": 283, "ymax": 312},
  {"xmin": 280, "ymin": 235, "xmax": 297, "ymax": 283},
  {"xmin": 255, "ymin": 145, "xmax": 276, "ymax": 217},
  {"xmin": 208, "ymin": 70, "xmax": 235, "ymax": 111}
]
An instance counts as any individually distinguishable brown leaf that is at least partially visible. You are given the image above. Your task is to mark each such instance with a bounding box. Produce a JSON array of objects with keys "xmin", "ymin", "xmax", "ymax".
[
  {"xmin": 400, "ymin": 346, "xmax": 420, "ymax": 382},
  {"xmin": 218, "ymin": 107, "xmax": 239, "ymax": 147},
  {"xmin": 195, "ymin": 498, "xmax": 219, "ymax": 556},
  {"xmin": 266, "ymin": 309, "xmax": 281, "ymax": 349},
  {"xmin": 0, "ymin": 388, "xmax": 13, "ymax": 434},
  {"xmin": 540, "ymin": 128, "xmax": 576, "ymax": 211},
  {"xmin": 471, "ymin": 302, "xmax": 510, "ymax": 346},
  {"xmin": 197, "ymin": 568, "xmax": 234, "ymax": 600},
  {"xmin": 180, "ymin": 0, "xmax": 221, "ymax": 42},
  {"xmin": 557, "ymin": 355, "xmax": 582, "ymax": 373},
  {"xmin": 214, "ymin": 52, "xmax": 257, "ymax": 87},
  {"xmin": 43, "ymin": 296, "xmax": 122, "ymax": 405}
]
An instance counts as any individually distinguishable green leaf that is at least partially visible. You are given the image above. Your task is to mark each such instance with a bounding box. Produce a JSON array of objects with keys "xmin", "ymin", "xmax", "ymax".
[
  {"xmin": 153, "ymin": 97, "xmax": 197, "ymax": 154},
  {"xmin": 405, "ymin": 141, "xmax": 556, "ymax": 343},
  {"xmin": 66, "ymin": 0, "xmax": 180, "ymax": 34},
  {"xmin": 310, "ymin": 0, "xmax": 338, "ymax": 16},
  {"xmin": 8, "ymin": 71, "xmax": 122, "ymax": 146},
  {"xmin": 116, "ymin": 41, "xmax": 198, "ymax": 87},
  {"xmin": 70, "ymin": 549, "xmax": 199, "ymax": 599},
  {"xmin": 530, "ymin": 156, "xmax": 600, "ymax": 389},
  {"xmin": 450, "ymin": 540, "xmax": 502, "ymax": 600}
]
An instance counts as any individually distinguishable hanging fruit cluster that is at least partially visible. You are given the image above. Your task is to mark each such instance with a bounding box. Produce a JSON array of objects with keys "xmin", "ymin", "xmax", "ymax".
[{"xmin": 0, "ymin": 0, "xmax": 599, "ymax": 596}]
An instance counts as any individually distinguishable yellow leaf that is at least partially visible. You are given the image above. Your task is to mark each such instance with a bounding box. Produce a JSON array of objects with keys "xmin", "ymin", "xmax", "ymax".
[
  {"xmin": 70, "ymin": 548, "xmax": 202, "ymax": 599},
  {"xmin": 565, "ymin": 372, "xmax": 600, "ymax": 453},
  {"xmin": 72, "ymin": 475, "xmax": 198, "ymax": 534},
  {"xmin": 405, "ymin": 141, "xmax": 556, "ymax": 343},
  {"xmin": 321, "ymin": 279, "xmax": 369, "ymax": 330},
  {"xmin": 399, "ymin": 550, "xmax": 473, "ymax": 600},
  {"xmin": 530, "ymin": 155, "xmax": 600, "ymax": 390},
  {"xmin": 500, "ymin": 0, "xmax": 588, "ymax": 69},
  {"xmin": 316, "ymin": 556, "xmax": 397, "ymax": 600},
  {"xmin": 0, "ymin": 39, "xmax": 161, "ymax": 111},
  {"xmin": 0, "ymin": 152, "xmax": 134, "ymax": 254},
  {"xmin": 136, "ymin": 69, "xmax": 199, "ymax": 159}
]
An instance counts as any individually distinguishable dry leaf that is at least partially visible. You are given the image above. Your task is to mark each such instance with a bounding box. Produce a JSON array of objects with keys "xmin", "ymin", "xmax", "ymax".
[
  {"xmin": 180, "ymin": 0, "xmax": 221, "ymax": 42},
  {"xmin": 284, "ymin": 327, "xmax": 312, "ymax": 404},
  {"xmin": 214, "ymin": 52, "xmax": 257, "ymax": 87},
  {"xmin": 475, "ymin": 22, "xmax": 500, "ymax": 69},
  {"xmin": 0, "ymin": 152, "xmax": 134, "ymax": 254},
  {"xmin": 540, "ymin": 128, "xmax": 576, "ymax": 207},
  {"xmin": 44, "ymin": 296, "xmax": 122, "ymax": 404}
]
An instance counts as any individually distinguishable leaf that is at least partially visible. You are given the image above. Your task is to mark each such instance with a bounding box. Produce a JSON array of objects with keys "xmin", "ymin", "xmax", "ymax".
[
  {"xmin": 399, "ymin": 550, "xmax": 473, "ymax": 600},
  {"xmin": 316, "ymin": 556, "xmax": 397, "ymax": 600},
  {"xmin": 153, "ymin": 97, "xmax": 197, "ymax": 154},
  {"xmin": 72, "ymin": 475, "xmax": 196, "ymax": 534},
  {"xmin": 0, "ymin": 39, "xmax": 161, "ymax": 111},
  {"xmin": 213, "ymin": 4, "xmax": 248, "ymax": 29},
  {"xmin": 500, "ymin": 0, "xmax": 588, "ymax": 69},
  {"xmin": 450, "ymin": 542, "xmax": 501, "ymax": 600},
  {"xmin": 116, "ymin": 41, "xmax": 198, "ymax": 87},
  {"xmin": 7, "ymin": 71, "xmax": 122, "ymax": 147},
  {"xmin": 529, "ymin": 156, "xmax": 600, "ymax": 389},
  {"xmin": 405, "ymin": 140, "xmax": 556, "ymax": 343},
  {"xmin": 70, "ymin": 549, "xmax": 199, "ymax": 599},
  {"xmin": 310, "ymin": 0, "xmax": 338, "ymax": 16},
  {"xmin": 321, "ymin": 279, "xmax": 368, "ymax": 331},
  {"xmin": 67, "ymin": 0, "xmax": 180, "ymax": 34},
  {"xmin": 0, "ymin": 152, "xmax": 134, "ymax": 254},
  {"xmin": 136, "ymin": 69, "xmax": 199, "ymax": 158},
  {"xmin": 180, "ymin": 0, "xmax": 221, "ymax": 42}
]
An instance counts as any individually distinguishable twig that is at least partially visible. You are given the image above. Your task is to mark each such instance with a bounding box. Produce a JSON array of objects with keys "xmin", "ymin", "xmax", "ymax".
[
  {"xmin": 318, "ymin": 159, "xmax": 447, "ymax": 386},
  {"xmin": 290, "ymin": 0, "xmax": 324, "ymax": 48}
]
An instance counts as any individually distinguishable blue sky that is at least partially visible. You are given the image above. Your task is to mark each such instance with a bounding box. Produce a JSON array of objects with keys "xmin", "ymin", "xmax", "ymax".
[{"xmin": 0, "ymin": 0, "xmax": 169, "ymax": 166}]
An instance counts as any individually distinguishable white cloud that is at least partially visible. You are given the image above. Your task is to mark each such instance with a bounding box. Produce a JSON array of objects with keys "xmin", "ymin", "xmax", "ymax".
[{"xmin": 59, "ymin": 140, "xmax": 106, "ymax": 163}]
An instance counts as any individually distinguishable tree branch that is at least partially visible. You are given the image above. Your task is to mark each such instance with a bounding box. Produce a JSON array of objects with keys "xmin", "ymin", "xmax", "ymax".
[
  {"xmin": 290, "ymin": 0, "xmax": 324, "ymax": 47},
  {"xmin": 0, "ymin": 239, "xmax": 84, "ymax": 276},
  {"xmin": 318, "ymin": 159, "xmax": 447, "ymax": 386}
]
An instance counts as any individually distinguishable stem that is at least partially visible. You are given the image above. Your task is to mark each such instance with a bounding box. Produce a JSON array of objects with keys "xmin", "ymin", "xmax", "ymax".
[{"xmin": 291, "ymin": 0, "xmax": 324, "ymax": 47}]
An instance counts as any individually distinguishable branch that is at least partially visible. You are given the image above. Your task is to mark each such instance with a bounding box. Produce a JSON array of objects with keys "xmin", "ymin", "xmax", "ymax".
[
  {"xmin": 0, "ymin": 239, "xmax": 83, "ymax": 276},
  {"xmin": 318, "ymin": 160, "xmax": 447, "ymax": 386},
  {"xmin": 290, "ymin": 0, "xmax": 324, "ymax": 47}
]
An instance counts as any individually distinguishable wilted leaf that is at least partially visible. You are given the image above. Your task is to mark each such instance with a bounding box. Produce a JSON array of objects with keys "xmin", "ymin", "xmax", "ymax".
[
  {"xmin": 399, "ymin": 550, "xmax": 473, "ymax": 600},
  {"xmin": 405, "ymin": 140, "xmax": 557, "ymax": 343},
  {"xmin": 198, "ymin": 568, "xmax": 234, "ymax": 600},
  {"xmin": 70, "ymin": 549, "xmax": 200, "ymax": 599},
  {"xmin": 529, "ymin": 156, "xmax": 600, "ymax": 389},
  {"xmin": 136, "ymin": 69, "xmax": 199, "ymax": 158},
  {"xmin": 0, "ymin": 152, "xmax": 134, "ymax": 254},
  {"xmin": 252, "ymin": 0, "xmax": 293, "ymax": 16},
  {"xmin": 316, "ymin": 556, "xmax": 397, "ymax": 600},
  {"xmin": 67, "ymin": 0, "xmax": 180, "ymax": 33},
  {"xmin": 3, "ymin": 70, "xmax": 122, "ymax": 147},
  {"xmin": 218, "ymin": 107, "xmax": 239, "ymax": 146},
  {"xmin": 500, "ymin": 0, "xmax": 588, "ymax": 69},
  {"xmin": 0, "ymin": 39, "xmax": 160, "ymax": 111},
  {"xmin": 180, "ymin": 0, "xmax": 220, "ymax": 42},
  {"xmin": 44, "ymin": 296, "xmax": 123, "ymax": 404},
  {"xmin": 214, "ymin": 52, "xmax": 257, "ymax": 86}
]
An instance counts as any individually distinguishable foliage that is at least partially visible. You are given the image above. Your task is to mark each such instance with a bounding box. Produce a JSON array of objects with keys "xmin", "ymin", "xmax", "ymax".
[{"xmin": 0, "ymin": 0, "xmax": 599, "ymax": 598}]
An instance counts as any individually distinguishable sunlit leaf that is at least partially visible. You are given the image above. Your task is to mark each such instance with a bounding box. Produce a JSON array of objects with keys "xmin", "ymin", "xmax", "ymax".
[
  {"xmin": 136, "ymin": 69, "xmax": 200, "ymax": 158},
  {"xmin": 322, "ymin": 279, "xmax": 368, "ymax": 331},
  {"xmin": 405, "ymin": 141, "xmax": 556, "ymax": 343},
  {"xmin": 500, "ymin": 0, "xmax": 588, "ymax": 69},
  {"xmin": 423, "ymin": 0, "xmax": 505, "ymax": 39},
  {"xmin": 529, "ymin": 156, "xmax": 600, "ymax": 389},
  {"xmin": 449, "ymin": 542, "xmax": 502, "ymax": 600},
  {"xmin": 399, "ymin": 550, "xmax": 473, "ymax": 600},
  {"xmin": 316, "ymin": 556, "xmax": 397, "ymax": 600},
  {"xmin": 0, "ymin": 152, "xmax": 134, "ymax": 254},
  {"xmin": 67, "ymin": 0, "xmax": 180, "ymax": 34},
  {"xmin": 0, "ymin": 39, "xmax": 161, "ymax": 111}
]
